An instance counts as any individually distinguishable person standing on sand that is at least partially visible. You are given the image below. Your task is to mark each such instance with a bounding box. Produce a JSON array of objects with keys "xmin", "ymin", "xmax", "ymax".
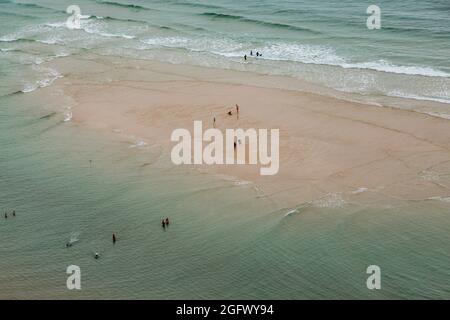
[
  {"xmin": 213, "ymin": 117, "xmax": 216, "ymax": 127},
  {"xmin": 236, "ymin": 104, "xmax": 239, "ymax": 114}
]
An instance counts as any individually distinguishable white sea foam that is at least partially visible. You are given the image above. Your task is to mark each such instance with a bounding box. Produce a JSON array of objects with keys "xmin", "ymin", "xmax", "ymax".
[
  {"xmin": 420, "ymin": 171, "xmax": 440, "ymax": 182},
  {"xmin": 0, "ymin": 35, "xmax": 18, "ymax": 42},
  {"xmin": 312, "ymin": 193, "xmax": 346, "ymax": 208},
  {"xmin": 234, "ymin": 180, "xmax": 252, "ymax": 186},
  {"xmin": 68, "ymin": 232, "xmax": 80, "ymax": 245},
  {"xmin": 252, "ymin": 43, "xmax": 345, "ymax": 66},
  {"xmin": 284, "ymin": 208, "xmax": 299, "ymax": 217},
  {"xmin": 341, "ymin": 60, "xmax": 450, "ymax": 78},
  {"xmin": 34, "ymin": 57, "xmax": 45, "ymax": 64},
  {"xmin": 36, "ymin": 38, "xmax": 61, "ymax": 45},
  {"xmin": 388, "ymin": 91, "xmax": 450, "ymax": 106},
  {"xmin": 45, "ymin": 22, "xmax": 67, "ymax": 28},
  {"xmin": 139, "ymin": 36, "xmax": 450, "ymax": 79}
]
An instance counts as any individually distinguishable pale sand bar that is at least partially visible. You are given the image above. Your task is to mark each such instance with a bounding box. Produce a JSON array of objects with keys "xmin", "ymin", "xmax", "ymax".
[{"xmin": 46, "ymin": 55, "xmax": 450, "ymax": 208}]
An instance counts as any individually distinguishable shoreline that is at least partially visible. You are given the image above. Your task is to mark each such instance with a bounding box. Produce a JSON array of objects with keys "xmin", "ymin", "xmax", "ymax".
[
  {"xmin": 36, "ymin": 54, "xmax": 450, "ymax": 208},
  {"xmin": 2, "ymin": 53, "xmax": 450, "ymax": 301}
]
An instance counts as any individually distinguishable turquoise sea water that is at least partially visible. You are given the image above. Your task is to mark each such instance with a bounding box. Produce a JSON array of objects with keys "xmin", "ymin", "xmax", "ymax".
[
  {"xmin": 1, "ymin": 1, "xmax": 450, "ymax": 299},
  {"xmin": 1, "ymin": 0, "xmax": 450, "ymax": 106}
]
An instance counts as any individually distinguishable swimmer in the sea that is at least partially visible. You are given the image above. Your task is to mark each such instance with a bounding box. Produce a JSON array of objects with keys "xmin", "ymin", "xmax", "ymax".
[
  {"xmin": 112, "ymin": 233, "xmax": 116, "ymax": 244},
  {"xmin": 165, "ymin": 218, "xmax": 170, "ymax": 226}
]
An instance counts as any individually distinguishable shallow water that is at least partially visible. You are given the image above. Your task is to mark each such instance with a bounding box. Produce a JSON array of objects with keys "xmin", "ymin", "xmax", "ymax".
[{"xmin": 1, "ymin": 0, "xmax": 450, "ymax": 108}]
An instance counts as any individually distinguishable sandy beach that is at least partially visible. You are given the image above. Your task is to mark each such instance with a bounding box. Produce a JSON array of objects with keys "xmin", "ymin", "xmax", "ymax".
[{"xmin": 44, "ymin": 54, "xmax": 450, "ymax": 209}]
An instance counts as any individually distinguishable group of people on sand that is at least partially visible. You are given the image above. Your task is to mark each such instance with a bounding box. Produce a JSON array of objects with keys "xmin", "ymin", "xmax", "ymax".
[
  {"xmin": 4, "ymin": 210, "xmax": 16, "ymax": 219},
  {"xmin": 244, "ymin": 50, "xmax": 262, "ymax": 61}
]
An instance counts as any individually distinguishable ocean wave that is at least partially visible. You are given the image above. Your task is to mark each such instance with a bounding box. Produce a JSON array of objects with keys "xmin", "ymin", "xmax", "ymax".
[
  {"xmin": 388, "ymin": 91, "xmax": 450, "ymax": 105},
  {"xmin": 99, "ymin": 15, "xmax": 149, "ymax": 25},
  {"xmin": 139, "ymin": 36, "xmax": 449, "ymax": 79},
  {"xmin": 428, "ymin": 196, "xmax": 450, "ymax": 203},
  {"xmin": 419, "ymin": 171, "xmax": 440, "ymax": 181},
  {"xmin": 283, "ymin": 208, "xmax": 299, "ymax": 217},
  {"xmin": 234, "ymin": 180, "xmax": 252, "ymax": 186},
  {"xmin": 0, "ymin": 9, "xmax": 39, "ymax": 19},
  {"xmin": 64, "ymin": 111, "xmax": 73, "ymax": 122},
  {"xmin": 341, "ymin": 60, "xmax": 450, "ymax": 78},
  {"xmin": 0, "ymin": 48, "xmax": 18, "ymax": 52},
  {"xmin": 425, "ymin": 112, "xmax": 450, "ymax": 120},
  {"xmin": 311, "ymin": 193, "xmax": 346, "ymax": 208},
  {"xmin": 249, "ymin": 42, "xmax": 345, "ymax": 65},
  {"xmin": 130, "ymin": 139, "xmax": 147, "ymax": 148},
  {"xmin": 95, "ymin": 0, "xmax": 154, "ymax": 11},
  {"xmin": 140, "ymin": 36, "xmax": 243, "ymax": 54},
  {"xmin": 44, "ymin": 18, "xmax": 138, "ymax": 40},
  {"xmin": 3, "ymin": 0, "xmax": 65, "ymax": 13},
  {"xmin": 246, "ymin": 45, "xmax": 449, "ymax": 78},
  {"xmin": 84, "ymin": 29, "xmax": 137, "ymax": 39},
  {"xmin": 0, "ymin": 35, "xmax": 22, "ymax": 42},
  {"xmin": 199, "ymin": 12, "xmax": 320, "ymax": 34},
  {"xmin": 350, "ymin": 187, "xmax": 368, "ymax": 195}
]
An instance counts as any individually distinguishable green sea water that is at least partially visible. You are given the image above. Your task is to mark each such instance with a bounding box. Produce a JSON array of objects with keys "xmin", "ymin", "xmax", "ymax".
[{"xmin": 1, "ymin": 0, "xmax": 450, "ymax": 299}]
